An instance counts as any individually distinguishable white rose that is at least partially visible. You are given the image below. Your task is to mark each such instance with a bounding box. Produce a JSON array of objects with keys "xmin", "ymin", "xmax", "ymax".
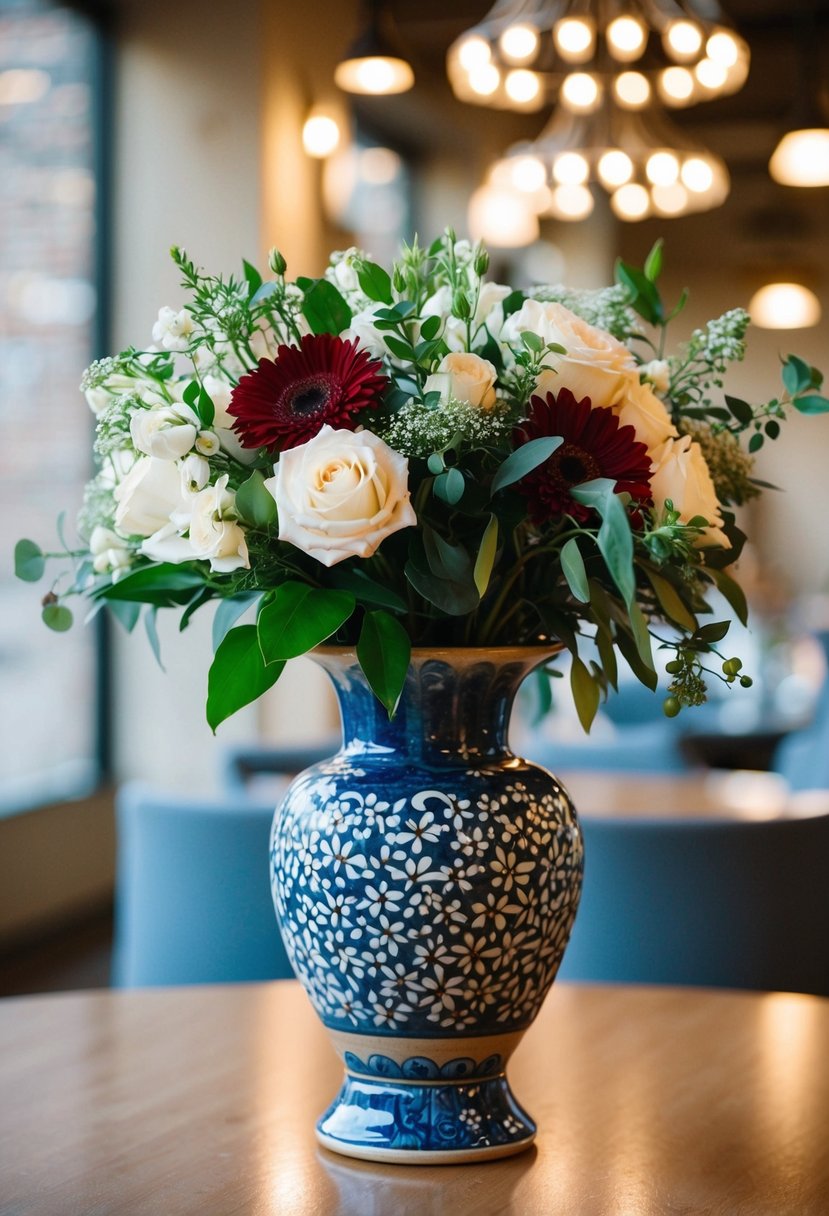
[
  {"xmin": 152, "ymin": 306, "xmax": 195, "ymax": 352},
  {"xmin": 421, "ymin": 283, "xmax": 511, "ymax": 352},
  {"xmin": 130, "ymin": 406, "xmax": 197, "ymax": 460},
  {"xmin": 340, "ymin": 307, "xmax": 387, "ymax": 359},
  {"xmin": 641, "ymin": 359, "xmax": 671, "ymax": 395},
  {"xmin": 650, "ymin": 434, "xmax": 730, "ymax": 548},
  {"xmin": 89, "ymin": 526, "xmax": 132, "ymax": 577},
  {"xmin": 181, "ymin": 453, "xmax": 210, "ymax": 492},
  {"xmin": 187, "ymin": 474, "xmax": 250, "ymax": 573},
  {"xmin": 266, "ymin": 425, "xmax": 416, "ymax": 567},
  {"xmin": 114, "ymin": 456, "xmax": 187, "ymax": 538},
  {"xmin": 611, "ymin": 375, "xmax": 678, "ymax": 452},
  {"xmin": 423, "ymin": 352, "xmax": 497, "ymax": 409}
]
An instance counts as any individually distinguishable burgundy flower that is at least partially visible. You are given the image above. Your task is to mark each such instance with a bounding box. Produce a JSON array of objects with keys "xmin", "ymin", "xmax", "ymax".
[
  {"xmin": 228, "ymin": 333, "xmax": 389, "ymax": 451},
  {"xmin": 513, "ymin": 388, "xmax": 653, "ymax": 524}
]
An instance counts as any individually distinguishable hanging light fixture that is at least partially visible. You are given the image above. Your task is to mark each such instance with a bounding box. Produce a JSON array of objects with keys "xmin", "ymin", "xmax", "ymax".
[
  {"xmin": 768, "ymin": 8, "xmax": 829, "ymax": 188},
  {"xmin": 748, "ymin": 283, "xmax": 822, "ymax": 330},
  {"xmin": 335, "ymin": 0, "xmax": 414, "ymax": 96}
]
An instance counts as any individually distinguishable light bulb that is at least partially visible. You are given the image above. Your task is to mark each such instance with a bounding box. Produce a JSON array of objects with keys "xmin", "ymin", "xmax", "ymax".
[
  {"xmin": 560, "ymin": 72, "xmax": 601, "ymax": 112},
  {"xmin": 614, "ymin": 71, "xmax": 651, "ymax": 108},
  {"xmin": 335, "ymin": 56, "xmax": 415, "ymax": 95},
  {"xmin": 665, "ymin": 20, "xmax": 703, "ymax": 61},
  {"xmin": 681, "ymin": 157, "xmax": 714, "ymax": 193},
  {"xmin": 769, "ymin": 129, "xmax": 829, "ymax": 187},
  {"xmin": 550, "ymin": 184, "xmax": 594, "ymax": 220},
  {"xmin": 695, "ymin": 58, "xmax": 728, "ymax": 91},
  {"xmin": 457, "ymin": 35, "xmax": 491, "ymax": 72},
  {"xmin": 554, "ymin": 18, "xmax": 595, "ymax": 63},
  {"xmin": 749, "ymin": 283, "xmax": 821, "ymax": 329},
  {"xmin": 359, "ymin": 146, "xmax": 401, "ymax": 184},
  {"xmin": 302, "ymin": 113, "xmax": 341, "ymax": 158},
  {"xmin": 499, "ymin": 23, "xmax": 539, "ymax": 64},
  {"xmin": 611, "ymin": 183, "xmax": 650, "ymax": 220},
  {"xmin": 658, "ymin": 66, "xmax": 695, "ymax": 104},
  {"xmin": 706, "ymin": 30, "xmax": 740, "ymax": 67},
  {"xmin": 505, "ymin": 68, "xmax": 541, "ymax": 104},
  {"xmin": 510, "ymin": 155, "xmax": 547, "ymax": 192},
  {"xmin": 468, "ymin": 62, "xmax": 501, "ymax": 96},
  {"xmin": 651, "ymin": 182, "xmax": 689, "ymax": 215},
  {"xmin": 468, "ymin": 184, "xmax": 539, "ymax": 247},
  {"xmin": 598, "ymin": 149, "xmax": 633, "ymax": 186},
  {"xmin": 553, "ymin": 151, "xmax": 589, "ymax": 185},
  {"xmin": 646, "ymin": 150, "xmax": 680, "ymax": 186},
  {"xmin": 606, "ymin": 16, "xmax": 646, "ymax": 62}
]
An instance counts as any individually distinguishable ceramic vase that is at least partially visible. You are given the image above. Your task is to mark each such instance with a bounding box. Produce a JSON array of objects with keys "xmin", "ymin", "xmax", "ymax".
[{"xmin": 270, "ymin": 647, "xmax": 584, "ymax": 1164}]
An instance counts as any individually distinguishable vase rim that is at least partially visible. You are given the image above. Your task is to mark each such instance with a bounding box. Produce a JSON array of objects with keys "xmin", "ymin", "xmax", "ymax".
[{"xmin": 313, "ymin": 644, "xmax": 563, "ymax": 661}]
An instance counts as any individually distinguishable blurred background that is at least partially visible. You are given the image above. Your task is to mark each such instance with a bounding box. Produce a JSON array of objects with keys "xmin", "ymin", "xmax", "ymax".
[{"xmin": 2, "ymin": 0, "xmax": 828, "ymax": 991}]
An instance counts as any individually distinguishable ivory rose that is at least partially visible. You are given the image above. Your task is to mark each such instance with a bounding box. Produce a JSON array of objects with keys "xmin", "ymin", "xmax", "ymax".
[
  {"xmin": 114, "ymin": 456, "xmax": 186, "ymax": 537},
  {"xmin": 130, "ymin": 406, "xmax": 197, "ymax": 461},
  {"xmin": 267, "ymin": 425, "xmax": 416, "ymax": 567},
  {"xmin": 423, "ymin": 352, "xmax": 498, "ymax": 409},
  {"xmin": 611, "ymin": 375, "xmax": 678, "ymax": 452},
  {"xmin": 649, "ymin": 434, "xmax": 730, "ymax": 548},
  {"xmin": 187, "ymin": 474, "xmax": 249, "ymax": 572}
]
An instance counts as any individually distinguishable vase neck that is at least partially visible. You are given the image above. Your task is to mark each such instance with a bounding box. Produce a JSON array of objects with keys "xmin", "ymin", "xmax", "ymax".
[{"xmin": 312, "ymin": 648, "xmax": 555, "ymax": 763}]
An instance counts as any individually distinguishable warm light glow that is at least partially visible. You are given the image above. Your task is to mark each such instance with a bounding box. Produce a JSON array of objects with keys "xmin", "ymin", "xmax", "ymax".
[
  {"xmin": 510, "ymin": 154, "xmax": 547, "ymax": 192},
  {"xmin": 457, "ymin": 35, "xmax": 491, "ymax": 71},
  {"xmin": 334, "ymin": 56, "xmax": 414, "ymax": 95},
  {"xmin": 560, "ymin": 72, "xmax": 601, "ymax": 112},
  {"xmin": 554, "ymin": 17, "xmax": 595, "ymax": 62},
  {"xmin": 614, "ymin": 71, "xmax": 651, "ymax": 108},
  {"xmin": 598, "ymin": 149, "xmax": 633, "ymax": 186},
  {"xmin": 665, "ymin": 20, "xmax": 703, "ymax": 60},
  {"xmin": 468, "ymin": 62, "xmax": 501, "ymax": 95},
  {"xmin": 659, "ymin": 66, "xmax": 695, "ymax": 104},
  {"xmin": 681, "ymin": 156, "xmax": 714, "ymax": 192},
  {"xmin": 359, "ymin": 145, "xmax": 401, "ymax": 184},
  {"xmin": 553, "ymin": 151, "xmax": 589, "ymax": 185},
  {"xmin": 550, "ymin": 183, "xmax": 594, "ymax": 219},
  {"xmin": 505, "ymin": 68, "xmax": 541, "ymax": 104},
  {"xmin": 468, "ymin": 184, "xmax": 539, "ymax": 247},
  {"xmin": 606, "ymin": 16, "xmax": 647, "ymax": 62},
  {"xmin": 302, "ymin": 114, "xmax": 340, "ymax": 158},
  {"xmin": 695, "ymin": 58, "xmax": 728, "ymax": 90},
  {"xmin": 646, "ymin": 150, "xmax": 679, "ymax": 186},
  {"xmin": 651, "ymin": 181, "xmax": 689, "ymax": 215},
  {"xmin": 769, "ymin": 129, "xmax": 829, "ymax": 188},
  {"xmin": 706, "ymin": 30, "xmax": 740, "ymax": 67},
  {"xmin": 749, "ymin": 283, "xmax": 822, "ymax": 329},
  {"xmin": 0, "ymin": 68, "xmax": 50, "ymax": 105},
  {"xmin": 499, "ymin": 23, "xmax": 539, "ymax": 64},
  {"xmin": 611, "ymin": 182, "xmax": 650, "ymax": 220}
]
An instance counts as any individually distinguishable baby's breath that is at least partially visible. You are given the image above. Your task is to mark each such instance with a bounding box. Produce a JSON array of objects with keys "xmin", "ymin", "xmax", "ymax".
[
  {"xmin": 531, "ymin": 284, "xmax": 637, "ymax": 341},
  {"xmin": 378, "ymin": 397, "xmax": 514, "ymax": 458}
]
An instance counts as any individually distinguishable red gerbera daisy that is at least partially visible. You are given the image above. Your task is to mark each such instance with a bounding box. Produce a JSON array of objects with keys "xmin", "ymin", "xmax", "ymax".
[
  {"xmin": 228, "ymin": 333, "xmax": 389, "ymax": 451},
  {"xmin": 513, "ymin": 387, "xmax": 653, "ymax": 524}
]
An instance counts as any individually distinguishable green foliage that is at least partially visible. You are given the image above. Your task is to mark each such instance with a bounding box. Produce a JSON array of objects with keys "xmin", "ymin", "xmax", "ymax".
[
  {"xmin": 356, "ymin": 610, "xmax": 411, "ymax": 717},
  {"xmin": 206, "ymin": 625, "xmax": 285, "ymax": 732},
  {"xmin": 15, "ymin": 539, "xmax": 45, "ymax": 582},
  {"xmin": 258, "ymin": 582, "xmax": 355, "ymax": 663},
  {"xmin": 42, "ymin": 602, "xmax": 73, "ymax": 632},
  {"xmin": 235, "ymin": 470, "xmax": 277, "ymax": 528},
  {"xmin": 490, "ymin": 436, "xmax": 563, "ymax": 495},
  {"xmin": 299, "ymin": 278, "xmax": 352, "ymax": 335}
]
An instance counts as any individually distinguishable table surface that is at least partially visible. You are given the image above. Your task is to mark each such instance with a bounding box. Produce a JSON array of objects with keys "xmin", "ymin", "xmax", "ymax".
[{"xmin": 2, "ymin": 981, "xmax": 828, "ymax": 1216}]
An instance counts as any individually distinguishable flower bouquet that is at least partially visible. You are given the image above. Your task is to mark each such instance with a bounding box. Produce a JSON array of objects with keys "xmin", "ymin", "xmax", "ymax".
[{"xmin": 16, "ymin": 232, "xmax": 828, "ymax": 727}]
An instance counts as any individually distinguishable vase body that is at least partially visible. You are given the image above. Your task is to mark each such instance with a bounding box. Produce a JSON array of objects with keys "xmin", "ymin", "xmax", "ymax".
[{"xmin": 270, "ymin": 647, "xmax": 584, "ymax": 1164}]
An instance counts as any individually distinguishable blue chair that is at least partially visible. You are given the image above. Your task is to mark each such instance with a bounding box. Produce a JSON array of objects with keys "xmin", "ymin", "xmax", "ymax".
[
  {"xmin": 113, "ymin": 783, "xmax": 294, "ymax": 988},
  {"xmin": 558, "ymin": 810, "xmax": 829, "ymax": 996},
  {"xmin": 219, "ymin": 741, "xmax": 335, "ymax": 797}
]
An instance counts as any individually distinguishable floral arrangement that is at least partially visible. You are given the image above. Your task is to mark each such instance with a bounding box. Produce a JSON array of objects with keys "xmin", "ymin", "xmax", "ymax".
[{"xmin": 16, "ymin": 233, "xmax": 828, "ymax": 730}]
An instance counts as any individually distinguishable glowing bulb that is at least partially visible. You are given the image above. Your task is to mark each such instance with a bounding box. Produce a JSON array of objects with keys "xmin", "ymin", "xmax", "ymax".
[
  {"xmin": 561, "ymin": 72, "xmax": 601, "ymax": 112},
  {"xmin": 359, "ymin": 146, "xmax": 401, "ymax": 184},
  {"xmin": 554, "ymin": 18, "xmax": 595, "ymax": 62},
  {"xmin": 468, "ymin": 184, "xmax": 539, "ymax": 247},
  {"xmin": 550, "ymin": 184, "xmax": 594, "ymax": 220},
  {"xmin": 665, "ymin": 20, "xmax": 703, "ymax": 61},
  {"xmin": 706, "ymin": 30, "xmax": 740, "ymax": 67},
  {"xmin": 606, "ymin": 16, "xmax": 646, "ymax": 61},
  {"xmin": 646, "ymin": 150, "xmax": 680, "ymax": 186},
  {"xmin": 614, "ymin": 71, "xmax": 651, "ymax": 108},
  {"xmin": 499, "ymin": 23, "xmax": 539, "ymax": 64},
  {"xmin": 681, "ymin": 157, "xmax": 714, "ymax": 193},
  {"xmin": 302, "ymin": 113, "xmax": 341, "ymax": 158},
  {"xmin": 553, "ymin": 151, "xmax": 589, "ymax": 185},
  {"xmin": 659, "ymin": 66, "xmax": 695, "ymax": 104},
  {"xmin": 468, "ymin": 62, "xmax": 501, "ymax": 95},
  {"xmin": 749, "ymin": 283, "xmax": 821, "ymax": 330},
  {"xmin": 505, "ymin": 69, "xmax": 541, "ymax": 104},
  {"xmin": 598, "ymin": 149, "xmax": 633, "ymax": 186},
  {"xmin": 695, "ymin": 58, "xmax": 728, "ymax": 90},
  {"xmin": 770, "ymin": 129, "xmax": 829, "ymax": 187},
  {"xmin": 335, "ymin": 56, "xmax": 415, "ymax": 95},
  {"xmin": 611, "ymin": 183, "xmax": 650, "ymax": 220},
  {"xmin": 510, "ymin": 155, "xmax": 547, "ymax": 192},
  {"xmin": 651, "ymin": 182, "xmax": 689, "ymax": 215},
  {"xmin": 457, "ymin": 35, "xmax": 491, "ymax": 71}
]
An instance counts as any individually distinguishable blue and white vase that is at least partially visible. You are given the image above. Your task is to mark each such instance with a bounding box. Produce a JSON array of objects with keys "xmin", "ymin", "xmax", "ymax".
[{"xmin": 270, "ymin": 647, "xmax": 584, "ymax": 1164}]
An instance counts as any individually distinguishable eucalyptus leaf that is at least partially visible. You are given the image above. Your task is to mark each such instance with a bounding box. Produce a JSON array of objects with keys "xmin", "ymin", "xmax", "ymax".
[
  {"xmin": 356, "ymin": 610, "xmax": 411, "ymax": 718},
  {"xmin": 206, "ymin": 625, "xmax": 285, "ymax": 732},
  {"xmin": 14, "ymin": 539, "xmax": 45, "ymax": 582},
  {"xmin": 473, "ymin": 515, "xmax": 499, "ymax": 599},
  {"xmin": 144, "ymin": 606, "xmax": 165, "ymax": 670},
  {"xmin": 258, "ymin": 582, "xmax": 355, "ymax": 663},
  {"xmin": 560, "ymin": 537, "xmax": 589, "ymax": 603},
  {"xmin": 707, "ymin": 568, "xmax": 748, "ymax": 626},
  {"xmin": 491, "ymin": 436, "xmax": 563, "ymax": 496},
  {"xmin": 107, "ymin": 599, "xmax": 141, "ymax": 632},
  {"xmin": 434, "ymin": 468, "xmax": 465, "ymax": 505},
  {"xmin": 42, "ymin": 602, "xmax": 73, "ymax": 632},
  {"xmin": 326, "ymin": 567, "xmax": 408, "ymax": 613},
  {"xmin": 645, "ymin": 568, "xmax": 698, "ymax": 633},
  {"xmin": 793, "ymin": 394, "xmax": 829, "ymax": 415},
  {"xmin": 696, "ymin": 620, "xmax": 731, "ymax": 644},
  {"xmin": 570, "ymin": 656, "xmax": 600, "ymax": 732}
]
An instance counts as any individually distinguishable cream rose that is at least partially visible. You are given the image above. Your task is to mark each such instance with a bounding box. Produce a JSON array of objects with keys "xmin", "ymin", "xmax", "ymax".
[
  {"xmin": 423, "ymin": 352, "xmax": 498, "ymax": 409},
  {"xmin": 650, "ymin": 434, "xmax": 730, "ymax": 548},
  {"xmin": 89, "ymin": 526, "xmax": 132, "ymax": 577},
  {"xmin": 611, "ymin": 375, "xmax": 678, "ymax": 452},
  {"xmin": 114, "ymin": 456, "xmax": 187, "ymax": 538},
  {"xmin": 267, "ymin": 425, "xmax": 416, "ymax": 567},
  {"xmin": 187, "ymin": 474, "xmax": 249, "ymax": 573},
  {"xmin": 130, "ymin": 406, "xmax": 197, "ymax": 460}
]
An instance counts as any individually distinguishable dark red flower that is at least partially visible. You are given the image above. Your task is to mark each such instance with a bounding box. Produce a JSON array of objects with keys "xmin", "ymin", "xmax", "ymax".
[
  {"xmin": 228, "ymin": 333, "xmax": 389, "ymax": 451},
  {"xmin": 513, "ymin": 388, "xmax": 653, "ymax": 524}
]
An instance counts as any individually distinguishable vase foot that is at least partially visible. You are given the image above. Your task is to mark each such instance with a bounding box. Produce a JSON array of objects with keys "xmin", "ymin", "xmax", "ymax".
[{"xmin": 315, "ymin": 1072, "xmax": 536, "ymax": 1164}]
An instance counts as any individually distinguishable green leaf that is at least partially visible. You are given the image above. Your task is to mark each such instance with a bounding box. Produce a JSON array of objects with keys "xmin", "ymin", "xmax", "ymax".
[
  {"xmin": 616, "ymin": 626, "xmax": 658, "ymax": 690},
  {"xmin": 242, "ymin": 259, "xmax": 263, "ymax": 297},
  {"xmin": 645, "ymin": 568, "xmax": 698, "ymax": 633},
  {"xmin": 644, "ymin": 239, "xmax": 663, "ymax": 283},
  {"xmin": 15, "ymin": 539, "xmax": 45, "ymax": 582},
  {"xmin": 725, "ymin": 395, "xmax": 753, "ymax": 426},
  {"xmin": 782, "ymin": 354, "xmax": 814, "ymax": 396},
  {"xmin": 473, "ymin": 515, "xmax": 499, "ymax": 598},
  {"xmin": 356, "ymin": 610, "xmax": 411, "ymax": 718},
  {"xmin": 42, "ymin": 602, "xmax": 73, "ymax": 632},
  {"xmin": 249, "ymin": 280, "xmax": 279, "ymax": 307},
  {"xmin": 748, "ymin": 432, "xmax": 764, "ymax": 453},
  {"xmin": 707, "ymin": 567, "xmax": 748, "ymax": 627},
  {"xmin": 206, "ymin": 625, "xmax": 284, "ymax": 732},
  {"xmin": 101, "ymin": 563, "xmax": 207, "ymax": 606},
  {"xmin": 384, "ymin": 334, "xmax": 415, "ymax": 361},
  {"xmin": 212, "ymin": 592, "xmax": 262, "ymax": 652},
  {"xmin": 614, "ymin": 259, "xmax": 664, "ymax": 325},
  {"xmin": 404, "ymin": 555, "xmax": 479, "ymax": 615},
  {"xmin": 491, "ymin": 436, "xmax": 563, "ymax": 496},
  {"xmin": 422, "ymin": 526, "xmax": 473, "ymax": 585},
  {"xmin": 696, "ymin": 620, "xmax": 731, "ymax": 644},
  {"xmin": 628, "ymin": 602, "xmax": 655, "ymax": 672},
  {"xmin": 182, "ymin": 380, "xmax": 199, "ymax": 407},
  {"xmin": 326, "ymin": 567, "xmax": 407, "ymax": 613},
  {"xmin": 194, "ymin": 386, "xmax": 214, "ymax": 428},
  {"xmin": 420, "ymin": 314, "xmax": 441, "ymax": 341},
  {"xmin": 501, "ymin": 290, "xmax": 525, "ymax": 317},
  {"xmin": 258, "ymin": 582, "xmax": 355, "ymax": 663},
  {"xmin": 427, "ymin": 452, "xmax": 445, "ymax": 475},
  {"xmin": 355, "ymin": 260, "xmax": 392, "ymax": 305},
  {"xmin": 144, "ymin": 606, "xmax": 165, "ymax": 670},
  {"xmin": 764, "ymin": 420, "xmax": 781, "ymax": 439},
  {"xmin": 433, "ymin": 467, "xmax": 465, "ymax": 505},
  {"xmin": 560, "ymin": 537, "xmax": 589, "ymax": 603},
  {"xmin": 594, "ymin": 622, "xmax": 618, "ymax": 691},
  {"xmin": 793, "ymin": 394, "xmax": 829, "ymax": 415},
  {"xmin": 520, "ymin": 330, "xmax": 543, "ymax": 354},
  {"xmin": 570, "ymin": 656, "xmax": 600, "ymax": 732},
  {"xmin": 301, "ymin": 278, "xmax": 352, "ymax": 335},
  {"xmin": 107, "ymin": 599, "xmax": 141, "ymax": 632},
  {"xmin": 235, "ymin": 470, "xmax": 277, "ymax": 528},
  {"xmin": 571, "ymin": 481, "xmax": 634, "ymax": 607}
]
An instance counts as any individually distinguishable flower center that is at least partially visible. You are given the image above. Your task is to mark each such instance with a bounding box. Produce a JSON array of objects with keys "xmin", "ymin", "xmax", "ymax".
[
  {"xmin": 552, "ymin": 443, "xmax": 600, "ymax": 489},
  {"xmin": 284, "ymin": 375, "xmax": 337, "ymax": 416}
]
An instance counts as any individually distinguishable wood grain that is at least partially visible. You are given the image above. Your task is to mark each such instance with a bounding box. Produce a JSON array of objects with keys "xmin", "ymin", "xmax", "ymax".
[{"xmin": 1, "ymin": 982, "xmax": 828, "ymax": 1215}]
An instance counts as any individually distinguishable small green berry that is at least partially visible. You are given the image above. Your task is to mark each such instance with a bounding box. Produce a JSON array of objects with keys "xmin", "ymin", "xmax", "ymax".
[
  {"xmin": 665, "ymin": 659, "xmax": 682, "ymax": 674},
  {"xmin": 740, "ymin": 675, "xmax": 753, "ymax": 688},
  {"xmin": 663, "ymin": 695, "xmax": 681, "ymax": 718}
]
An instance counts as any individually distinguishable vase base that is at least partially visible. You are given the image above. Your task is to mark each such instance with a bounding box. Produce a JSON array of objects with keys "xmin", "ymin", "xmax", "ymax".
[{"xmin": 315, "ymin": 1072, "xmax": 536, "ymax": 1164}]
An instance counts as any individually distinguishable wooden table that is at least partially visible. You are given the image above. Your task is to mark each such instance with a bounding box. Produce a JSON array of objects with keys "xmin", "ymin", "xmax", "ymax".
[{"xmin": 2, "ymin": 982, "xmax": 828, "ymax": 1215}]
